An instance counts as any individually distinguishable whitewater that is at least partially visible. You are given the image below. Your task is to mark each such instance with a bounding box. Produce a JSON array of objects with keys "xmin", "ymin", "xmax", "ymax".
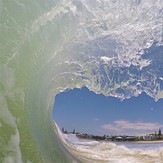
[
  {"xmin": 56, "ymin": 124, "xmax": 163, "ymax": 163},
  {"xmin": 0, "ymin": 0, "xmax": 163, "ymax": 162}
]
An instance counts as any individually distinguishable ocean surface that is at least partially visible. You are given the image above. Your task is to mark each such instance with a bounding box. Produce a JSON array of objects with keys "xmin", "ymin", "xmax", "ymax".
[
  {"xmin": 59, "ymin": 128, "xmax": 163, "ymax": 163},
  {"xmin": 0, "ymin": 0, "xmax": 163, "ymax": 162}
]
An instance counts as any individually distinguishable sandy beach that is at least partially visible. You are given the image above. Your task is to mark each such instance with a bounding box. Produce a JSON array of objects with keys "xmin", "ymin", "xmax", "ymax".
[{"xmin": 135, "ymin": 140, "xmax": 163, "ymax": 144}]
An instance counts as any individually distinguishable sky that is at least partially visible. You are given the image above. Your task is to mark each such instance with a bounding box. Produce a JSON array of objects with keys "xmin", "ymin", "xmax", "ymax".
[{"xmin": 53, "ymin": 87, "xmax": 163, "ymax": 136}]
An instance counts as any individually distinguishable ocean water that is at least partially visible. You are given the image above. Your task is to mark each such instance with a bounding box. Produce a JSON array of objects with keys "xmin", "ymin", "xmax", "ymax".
[
  {"xmin": 58, "ymin": 128, "xmax": 163, "ymax": 163},
  {"xmin": 0, "ymin": 0, "xmax": 163, "ymax": 162},
  {"xmin": 115, "ymin": 141, "xmax": 163, "ymax": 150}
]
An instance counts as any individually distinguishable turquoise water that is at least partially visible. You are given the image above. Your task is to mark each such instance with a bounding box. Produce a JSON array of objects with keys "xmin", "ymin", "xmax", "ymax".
[{"xmin": 0, "ymin": 0, "xmax": 163, "ymax": 162}]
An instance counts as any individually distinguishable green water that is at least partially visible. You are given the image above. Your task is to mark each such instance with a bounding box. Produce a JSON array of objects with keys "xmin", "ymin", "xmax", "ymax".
[{"xmin": 0, "ymin": 0, "xmax": 80, "ymax": 162}]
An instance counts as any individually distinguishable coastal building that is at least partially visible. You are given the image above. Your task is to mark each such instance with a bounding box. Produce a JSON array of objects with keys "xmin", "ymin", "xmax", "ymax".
[{"xmin": 158, "ymin": 129, "xmax": 161, "ymax": 136}]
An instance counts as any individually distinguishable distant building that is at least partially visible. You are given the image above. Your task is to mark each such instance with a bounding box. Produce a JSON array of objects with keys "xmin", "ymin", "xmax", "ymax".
[
  {"xmin": 61, "ymin": 127, "xmax": 68, "ymax": 134},
  {"xmin": 158, "ymin": 129, "xmax": 161, "ymax": 136},
  {"xmin": 144, "ymin": 134, "xmax": 155, "ymax": 141}
]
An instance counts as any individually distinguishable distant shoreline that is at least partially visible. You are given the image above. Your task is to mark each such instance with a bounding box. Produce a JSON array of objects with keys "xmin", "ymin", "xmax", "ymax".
[
  {"xmin": 77, "ymin": 136, "xmax": 163, "ymax": 144},
  {"xmin": 76, "ymin": 134, "xmax": 163, "ymax": 143},
  {"xmin": 61, "ymin": 128, "xmax": 163, "ymax": 143}
]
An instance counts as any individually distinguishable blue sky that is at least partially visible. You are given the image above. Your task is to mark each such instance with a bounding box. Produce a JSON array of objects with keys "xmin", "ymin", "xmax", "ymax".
[{"xmin": 53, "ymin": 87, "xmax": 163, "ymax": 136}]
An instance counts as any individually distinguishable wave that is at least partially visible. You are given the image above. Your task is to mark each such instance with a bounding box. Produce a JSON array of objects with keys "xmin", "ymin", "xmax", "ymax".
[
  {"xmin": 0, "ymin": 0, "xmax": 163, "ymax": 162},
  {"xmin": 57, "ymin": 125, "xmax": 163, "ymax": 163}
]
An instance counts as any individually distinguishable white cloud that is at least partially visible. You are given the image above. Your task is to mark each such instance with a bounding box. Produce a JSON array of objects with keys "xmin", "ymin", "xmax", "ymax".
[{"xmin": 101, "ymin": 120, "xmax": 163, "ymax": 135}]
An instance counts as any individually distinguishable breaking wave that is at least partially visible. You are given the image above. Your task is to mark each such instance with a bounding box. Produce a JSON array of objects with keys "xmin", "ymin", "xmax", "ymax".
[
  {"xmin": 0, "ymin": 0, "xmax": 163, "ymax": 162},
  {"xmin": 57, "ymin": 126, "xmax": 163, "ymax": 163}
]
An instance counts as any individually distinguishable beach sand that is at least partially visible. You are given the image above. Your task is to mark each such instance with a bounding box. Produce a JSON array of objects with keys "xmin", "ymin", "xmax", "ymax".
[{"xmin": 135, "ymin": 140, "xmax": 163, "ymax": 144}]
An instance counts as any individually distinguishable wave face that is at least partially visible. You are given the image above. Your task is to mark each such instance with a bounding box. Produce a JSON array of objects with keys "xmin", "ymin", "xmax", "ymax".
[{"xmin": 0, "ymin": 0, "xmax": 163, "ymax": 162}]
